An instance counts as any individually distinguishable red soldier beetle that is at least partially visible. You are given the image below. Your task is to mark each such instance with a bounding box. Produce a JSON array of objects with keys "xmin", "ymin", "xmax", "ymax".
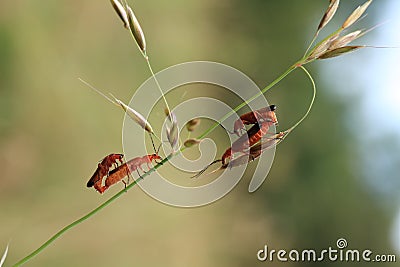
[
  {"xmin": 193, "ymin": 105, "xmax": 279, "ymax": 178},
  {"xmin": 100, "ymin": 153, "xmax": 162, "ymax": 193},
  {"xmin": 86, "ymin": 153, "xmax": 124, "ymax": 190},
  {"xmin": 232, "ymin": 105, "xmax": 277, "ymax": 136}
]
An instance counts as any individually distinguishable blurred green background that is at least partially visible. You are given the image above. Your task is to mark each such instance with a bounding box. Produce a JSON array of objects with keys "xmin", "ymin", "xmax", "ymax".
[{"xmin": 1, "ymin": 0, "xmax": 399, "ymax": 266}]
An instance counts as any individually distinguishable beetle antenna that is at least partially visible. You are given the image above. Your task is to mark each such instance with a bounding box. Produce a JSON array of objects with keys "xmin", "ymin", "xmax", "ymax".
[
  {"xmin": 156, "ymin": 143, "xmax": 163, "ymax": 155},
  {"xmin": 149, "ymin": 133, "xmax": 157, "ymax": 154}
]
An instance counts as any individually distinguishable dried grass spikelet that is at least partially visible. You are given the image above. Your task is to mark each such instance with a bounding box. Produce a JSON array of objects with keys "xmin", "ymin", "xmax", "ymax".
[
  {"xmin": 164, "ymin": 107, "xmax": 175, "ymax": 122},
  {"xmin": 184, "ymin": 138, "xmax": 201, "ymax": 148},
  {"xmin": 312, "ymin": 28, "xmax": 371, "ymax": 60},
  {"xmin": 186, "ymin": 119, "xmax": 200, "ymax": 132},
  {"xmin": 306, "ymin": 0, "xmax": 374, "ymax": 62},
  {"xmin": 318, "ymin": 46, "xmax": 364, "ymax": 59},
  {"xmin": 342, "ymin": 0, "xmax": 372, "ymax": 29},
  {"xmin": 166, "ymin": 112, "xmax": 179, "ymax": 151},
  {"xmin": 310, "ymin": 30, "xmax": 363, "ymax": 60},
  {"xmin": 308, "ymin": 35, "xmax": 338, "ymax": 59},
  {"xmin": 110, "ymin": 95, "xmax": 153, "ymax": 133},
  {"xmin": 126, "ymin": 5, "xmax": 147, "ymax": 55},
  {"xmin": 166, "ymin": 124, "xmax": 179, "ymax": 151},
  {"xmin": 317, "ymin": 0, "xmax": 340, "ymax": 32},
  {"xmin": 329, "ymin": 30, "xmax": 362, "ymax": 50},
  {"xmin": 110, "ymin": 0, "xmax": 129, "ymax": 29}
]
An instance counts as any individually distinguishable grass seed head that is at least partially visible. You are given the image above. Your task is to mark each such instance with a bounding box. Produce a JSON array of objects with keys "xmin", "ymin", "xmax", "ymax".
[
  {"xmin": 308, "ymin": 35, "xmax": 338, "ymax": 60},
  {"xmin": 110, "ymin": 0, "xmax": 129, "ymax": 29},
  {"xmin": 318, "ymin": 45, "xmax": 364, "ymax": 59},
  {"xmin": 186, "ymin": 118, "xmax": 200, "ymax": 132},
  {"xmin": 112, "ymin": 96, "xmax": 153, "ymax": 133},
  {"xmin": 329, "ymin": 30, "xmax": 362, "ymax": 50},
  {"xmin": 318, "ymin": 0, "xmax": 340, "ymax": 32},
  {"xmin": 184, "ymin": 138, "xmax": 201, "ymax": 148},
  {"xmin": 126, "ymin": 5, "xmax": 147, "ymax": 54},
  {"xmin": 164, "ymin": 107, "xmax": 175, "ymax": 122},
  {"xmin": 166, "ymin": 120, "xmax": 179, "ymax": 151},
  {"xmin": 342, "ymin": 0, "xmax": 372, "ymax": 29}
]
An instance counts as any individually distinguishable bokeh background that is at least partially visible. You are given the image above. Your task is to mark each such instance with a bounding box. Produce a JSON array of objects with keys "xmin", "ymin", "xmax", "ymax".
[{"xmin": 1, "ymin": 0, "xmax": 399, "ymax": 266}]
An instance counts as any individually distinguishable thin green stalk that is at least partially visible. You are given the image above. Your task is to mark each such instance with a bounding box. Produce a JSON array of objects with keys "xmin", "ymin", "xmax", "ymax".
[
  {"xmin": 285, "ymin": 65, "xmax": 316, "ymax": 134},
  {"xmin": 303, "ymin": 31, "xmax": 319, "ymax": 58},
  {"xmin": 145, "ymin": 57, "xmax": 171, "ymax": 113},
  {"xmin": 123, "ymin": 4, "xmax": 171, "ymax": 113}
]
